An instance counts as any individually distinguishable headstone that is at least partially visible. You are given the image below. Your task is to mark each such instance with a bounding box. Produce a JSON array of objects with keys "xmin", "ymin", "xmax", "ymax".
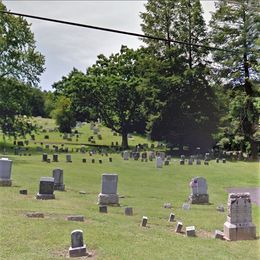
[
  {"xmin": 98, "ymin": 174, "xmax": 119, "ymax": 205},
  {"xmin": 214, "ymin": 230, "xmax": 224, "ymax": 240},
  {"xmin": 69, "ymin": 230, "xmax": 87, "ymax": 257},
  {"xmin": 123, "ymin": 151, "xmax": 129, "ymax": 160},
  {"xmin": 180, "ymin": 156, "xmax": 185, "ymax": 165},
  {"xmin": 216, "ymin": 158, "xmax": 219, "ymax": 163},
  {"xmin": 0, "ymin": 158, "xmax": 12, "ymax": 186},
  {"xmin": 67, "ymin": 215, "xmax": 85, "ymax": 222},
  {"xmin": 36, "ymin": 177, "xmax": 55, "ymax": 200},
  {"xmin": 204, "ymin": 160, "xmax": 209, "ymax": 165},
  {"xmin": 141, "ymin": 216, "xmax": 148, "ymax": 227},
  {"xmin": 222, "ymin": 158, "xmax": 226, "ymax": 163},
  {"xmin": 125, "ymin": 207, "xmax": 133, "ymax": 216},
  {"xmin": 175, "ymin": 221, "xmax": 183, "ymax": 233},
  {"xmin": 186, "ymin": 226, "xmax": 196, "ymax": 237},
  {"xmin": 182, "ymin": 203, "xmax": 190, "ymax": 210},
  {"xmin": 99, "ymin": 159, "xmax": 102, "ymax": 164},
  {"xmin": 188, "ymin": 158, "xmax": 193, "ymax": 165},
  {"xmin": 168, "ymin": 213, "xmax": 175, "ymax": 222},
  {"xmin": 196, "ymin": 158, "xmax": 201, "ymax": 165},
  {"xmin": 92, "ymin": 159, "xmax": 95, "ymax": 163},
  {"xmin": 52, "ymin": 154, "xmax": 58, "ymax": 162},
  {"xmin": 223, "ymin": 193, "xmax": 256, "ymax": 241},
  {"xmin": 19, "ymin": 189, "xmax": 27, "ymax": 195},
  {"xmin": 148, "ymin": 151, "xmax": 155, "ymax": 161},
  {"xmin": 109, "ymin": 157, "xmax": 112, "ymax": 162},
  {"xmin": 163, "ymin": 203, "xmax": 172, "ymax": 209},
  {"xmin": 188, "ymin": 177, "xmax": 209, "ymax": 204},
  {"xmin": 164, "ymin": 160, "xmax": 170, "ymax": 166},
  {"xmin": 42, "ymin": 153, "xmax": 48, "ymax": 162},
  {"xmin": 52, "ymin": 169, "xmax": 65, "ymax": 191},
  {"xmin": 82, "ymin": 158, "xmax": 86, "ymax": 163},
  {"xmin": 99, "ymin": 205, "xmax": 107, "ymax": 213},
  {"xmin": 66, "ymin": 154, "xmax": 72, "ymax": 163},
  {"xmin": 156, "ymin": 157, "xmax": 163, "ymax": 168},
  {"xmin": 26, "ymin": 212, "xmax": 44, "ymax": 218}
]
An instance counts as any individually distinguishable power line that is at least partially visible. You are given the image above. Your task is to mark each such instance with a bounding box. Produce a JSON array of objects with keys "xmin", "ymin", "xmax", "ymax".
[{"xmin": 1, "ymin": 10, "xmax": 235, "ymax": 53}]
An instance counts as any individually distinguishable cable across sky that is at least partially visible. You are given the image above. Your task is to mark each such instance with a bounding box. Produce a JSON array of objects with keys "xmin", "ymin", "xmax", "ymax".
[{"xmin": 1, "ymin": 10, "xmax": 235, "ymax": 53}]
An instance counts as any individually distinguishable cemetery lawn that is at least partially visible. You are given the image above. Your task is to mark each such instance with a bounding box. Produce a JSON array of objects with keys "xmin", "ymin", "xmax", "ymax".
[{"xmin": 0, "ymin": 155, "xmax": 259, "ymax": 259}]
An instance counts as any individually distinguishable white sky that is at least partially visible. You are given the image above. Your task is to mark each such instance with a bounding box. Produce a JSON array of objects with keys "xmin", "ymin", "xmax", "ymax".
[{"xmin": 3, "ymin": 0, "xmax": 216, "ymax": 91}]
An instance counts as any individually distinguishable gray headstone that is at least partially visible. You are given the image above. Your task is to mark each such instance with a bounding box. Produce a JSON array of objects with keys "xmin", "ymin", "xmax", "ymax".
[
  {"xmin": 125, "ymin": 207, "xmax": 133, "ymax": 216},
  {"xmin": 52, "ymin": 169, "xmax": 63, "ymax": 185},
  {"xmin": 39, "ymin": 177, "xmax": 54, "ymax": 194},
  {"xmin": 0, "ymin": 158, "xmax": 12, "ymax": 180},
  {"xmin": 101, "ymin": 174, "xmax": 118, "ymax": 194},
  {"xmin": 71, "ymin": 230, "xmax": 84, "ymax": 248},
  {"xmin": 99, "ymin": 205, "xmax": 107, "ymax": 213},
  {"xmin": 156, "ymin": 157, "xmax": 163, "ymax": 168},
  {"xmin": 123, "ymin": 151, "xmax": 129, "ymax": 160},
  {"xmin": 66, "ymin": 154, "xmax": 72, "ymax": 163},
  {"xmin": 190, "ymin": 177, "xmax": 208, "ymax": 195}
]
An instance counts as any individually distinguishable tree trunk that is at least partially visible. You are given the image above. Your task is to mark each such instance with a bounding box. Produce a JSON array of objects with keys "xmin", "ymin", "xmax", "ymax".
[
  {"xmin": 121, "ymin": 131, "xmax": 129, "ymax": 150},
  {"xmin": 249, "ymin": 139, "xmax": 258, "ymax": 160}
]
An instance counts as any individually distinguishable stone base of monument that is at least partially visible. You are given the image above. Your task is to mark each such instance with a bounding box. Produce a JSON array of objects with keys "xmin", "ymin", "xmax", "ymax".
[
  {"xmin": 98, "ymin": 193, "xmax": 119, "ymax": 205},
  {"xmin": 189, "ymin": 194, "xmax": 209, "ymax": 204},
  {"xmin": 224, "ymin": 222, "xmax": 256, "ymax": 241},
  {"xmin": 36, "ymin": 193, "xmax": 55, "ymax": 200},
  {"xmin": 69, "ymin": 245, "xmax": 87, "ymax": 257},
  {"xmin": 54, "ymin": 184, "xmax": 65, "ymax": 191},
  {"xmin": 0, "ymin": 179, "xmax": 12, "ymax": 186}
]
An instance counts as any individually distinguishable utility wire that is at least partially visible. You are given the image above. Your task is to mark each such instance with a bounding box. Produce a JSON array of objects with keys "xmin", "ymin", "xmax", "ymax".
[{"xmin": 1, "ymin": 10, "xmax": 236, "ymax": 53}]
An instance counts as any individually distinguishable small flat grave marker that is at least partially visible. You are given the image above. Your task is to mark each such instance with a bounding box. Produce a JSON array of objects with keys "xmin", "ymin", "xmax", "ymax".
[
  {"xmin": 186, "ymin": 226, "xmax": 196, "ymax": 237},
  {"xmin": 125, "ymin": 207, "xmax": 133, "ymax": 216},
  {"xmin": 141, "ymin": 216, "xmax": 148, "ymax": 227},
  {"xmin": 67, "ymin": 215, "xmax": 85, "ymax": 222}
]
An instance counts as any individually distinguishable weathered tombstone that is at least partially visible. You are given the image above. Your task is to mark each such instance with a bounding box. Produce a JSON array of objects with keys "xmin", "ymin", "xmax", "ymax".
[
  {"xmin": 168, "ymin": 213, "xmax": 175, "ymax": 222},
  {"xmin": 214, "ymin": 230, "xmax": 224, "ymax": 240},
  {"xmin": 69, "ymin": 230, "xmax": 87, "ymax": 257},
  {"xmin": 141, "ymin": 152, "xmax": 147, "ymax": 159},
  {"xmin": 99, "ymin": 205, "xmax": 107, "ymax": 213},
  {"xmin": 19, "ymin": 189, "xmax": 27, "ymax": 195},
  {"xmin": 98, "ymin": 174, "xmax": 119, "ymax": 205},
  {"xmin": 196, "ymin": 158, "xmax": 201, "ymax": 165},
  {"xmin": 66, "ymin": 154, "xmax": 72, "ymax": 163},
  {"xmin": 188, "ymin": 158, "xmax": 193, "ymax": 165},
  {"xmin": 175, "ymin": 221, "xmax": 183, "ymax": 233},
  {"xmin": 36, "ymin": 177, "xmax": 55, "ymax": 199},
  {"xmin": 133, "ymin": 152, "xmax": 140, "ymax": 160},
  {"xmin": 125, "ymin": 207, "xmax": 133, "ymax": 216},
  {"xmin": 52, "ymin": 168, "xmax": 65, "ymax": 191},
  {"xmin": 148, "ymin": 151, "xmax": 155, "ymax": 161},
  {"xmin": 0, "ymin": 158, "xmax": 12, "ymax": 186},
  {"xmin": 223, "ymin": 193, "xmax": 256, "ymax": 241},
  {"xmin": 180, "ymin": 155, "xmax": 185, "ymax": 165},
  {"xmin": 52, "ymin": 154, "xmax": 58, "ymax": 162},
  {"xmin": 92, "ymin": 159, "xmax": 95, "ymax": 163},
  {"xmin": 182, "ymin": 203, "xmax": 190, "ymax": 210},
  {"xmin": 80, "ymin": 146, "xmax": 86, "ymax": 154},
  {"xmin": 186, "ymin": 226, "xmax": 196, "ymax": 237},
  {"xmin": 204, "ymin": 160, "xmax": 209, "ymax": 165},
  {"xmin": 123, "ymin": 151, "xmax": 129, "ymax": 160},
  {"xmin": 188, "ymin": 177, "xmax": 209, "ymax": 204},
  {"xmin": 46, "ymin": 158, "xmax": 51, "ymax": 163},
  {"xmin": 26, "ymin": 212, "xmax": 44, "ymax": 218},
  {"xmin": 157, "ymin": 152, "xmax": 165, "ymax": 160},
  {"xmin": 222, "ymin": 158, "xmax": 226, "ymax": 163},
  {"xmin": 216, "ymin": 158, "xmax": 219, "ymax": 163},
  {"xmin": 141, "ymin": 216, "xmax": 148, "ymax": 227},
  {"xmin": 42, "ymin": 153, "xmax": 48, "ymax": 162},
  {"xmin": 156, "ymin": 157, "xmax": 163, "ymax": 168},
  {"xmin": 109, "ymin": 157, "xmax": 112, "ymax": 163},
  {"xmin": 164, "ymin": 160, "xmax": 170, "ymax": 166},
  {"xmin": 82, "ymin": 158, "xmax": 86, "ymax": 163},
  {"xmin": 99, "ymin": 159, "xmax": 102, "ymax": 164},
  {"xmin": 67, "ymin": 215, "xmax": 85, "ymax": 222}
]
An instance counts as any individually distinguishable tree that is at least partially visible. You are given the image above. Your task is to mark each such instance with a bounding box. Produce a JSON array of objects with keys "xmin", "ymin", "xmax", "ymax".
[
  {"xmin": 0, "ymin": 3, "xmax": 45, "ymax": 139},
  {"xmin": 0, "ymin": 2, "xmax": 45, "ymax": 84},
  {"xmin": 140, "ymin": 0, "xmax": 219, "ymax": 152},
  {"xmin": 53, "ymin": 46, "xmax": 147, "ymax": 149},
  {"xmin": 51, "ymin": 96, "xmax": 76, "ymax": 133},
  {"xmin": 210, "ymin": 0, "xmax": 259, "ymax": 159}
]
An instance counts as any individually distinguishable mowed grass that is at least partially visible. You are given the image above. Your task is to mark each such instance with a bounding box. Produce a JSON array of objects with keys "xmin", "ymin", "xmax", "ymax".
[{"xmin": 0, "ymin": 153, "xmax": 259, "ymax": 260}]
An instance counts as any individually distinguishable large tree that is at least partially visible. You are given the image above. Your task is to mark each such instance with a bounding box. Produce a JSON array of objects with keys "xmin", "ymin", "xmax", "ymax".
[
  {"xmin": 140, "ymin": 0, "xmax": 218, "ymax": 152},
  {"xmin": 0, "ymin": 3, "xmax": 45, "ymax": 138},
  {"xmin": 53, "ymin": 46, "xmax": 147, "ymax": 149},
  {"xmin": 210, "ymin": 0, "xmax": 259, "ymax": 158}
]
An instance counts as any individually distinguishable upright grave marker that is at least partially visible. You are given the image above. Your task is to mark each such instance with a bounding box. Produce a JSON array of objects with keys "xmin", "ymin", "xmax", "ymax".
[
  {"xmin": 224, "ymin": 193, "xmax": 256, "ymax": 241},
  {"xmin": 0, "ymin": 158, "xmax": 12, "ymax": 186},
  {"xmin": 188, "ymin": 177, "xmax": 209, "ymax": 204},
  {"xmin": 36, "ymin": 177, "xmax": 55, "ymax": 200},
  {"xmin": 52, "ymin": 168, "xmax": 65, "ymax": 191},
  {"xmin": 98, "ymin": 174, "xmax": 119, "ymax": 205},
  {"xmin": 69, "ymin": 230, "xmax": 87, "ymax": 257}
]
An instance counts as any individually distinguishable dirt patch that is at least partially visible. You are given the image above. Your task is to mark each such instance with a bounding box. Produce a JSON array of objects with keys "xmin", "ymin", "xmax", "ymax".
[{"xmin": 225, "ymin": 187, "xmax": 260, "ymax": 206}]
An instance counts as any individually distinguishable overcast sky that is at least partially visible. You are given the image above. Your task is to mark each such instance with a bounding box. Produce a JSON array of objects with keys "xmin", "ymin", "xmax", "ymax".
[{"xmin": 3, "ymin": 0, "xmax": 216, "ymax": 91}]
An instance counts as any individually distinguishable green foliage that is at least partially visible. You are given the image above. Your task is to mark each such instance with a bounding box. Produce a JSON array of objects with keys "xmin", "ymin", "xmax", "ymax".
[
  {"xmin": 210, "ymin": 0, "xmax": 260, "ymax": 158},
  {"xmin": 51, "ymin": 96, "xmax": 76, "ymax": 133},
  {"xmin": 0, "ymin": 2, "xmax": 45, "ymax": 85}
]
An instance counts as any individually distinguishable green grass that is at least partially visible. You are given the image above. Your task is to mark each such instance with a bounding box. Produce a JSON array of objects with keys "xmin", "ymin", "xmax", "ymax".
[
  {"xmin": 0, "ymin": 154, "xmax": 259, "ymax": 260},
  {"xmin": 0, "ymin": 119, "xmax": 259, "ymax": 259}
]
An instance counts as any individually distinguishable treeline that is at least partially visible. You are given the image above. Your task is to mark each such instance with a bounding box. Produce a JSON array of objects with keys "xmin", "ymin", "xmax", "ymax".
[{"xmin": 0, "ymin": 1, "xmax": 259, "ymax": 158}]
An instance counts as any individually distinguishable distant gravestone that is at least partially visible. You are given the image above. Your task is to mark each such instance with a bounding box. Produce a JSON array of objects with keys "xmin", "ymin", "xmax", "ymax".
[
  {"xmin": 98, "ymin": 174, "xmax": 119, "ymax": 205},
  {"xmin": 168, "ymin": 213, "xmax": 175, "ymax": 222},
  {"xmin": 66, "ymin": 154, "xmax": 72, "ymax": 163},
  {"xmin": 67, "ymin": 215, "xmax": 85, "ymax": 222},
  {"xmin": 175, "ymin": 221, "xmax": 183, "ymax": 233},
  {"xmin": 156, "ymin": 157, "xmax": 163, "ymax": 168},
  {"xmin": 42, "ymin": 153, "xmax": 48, "ymax": 162},
  {"xmin": 52, "ymin": 168, "xmax": 65, "ymax": 191},
  {"xmin": 36, "ymin": 177, "xmax": 55, "ymax": 200},
  {"xmin": 82, "ymin": 158, "xmax": 86, "ymax": 163},
  {"xmin": 216, "ymin": 158, "xmax": 219, "ymax": 163},
  {"xmin": 52, "ymin": 154, "xmax": 58, "ymax": 162},
  {"xmin": 188, "ymin": 158, "xmax": 193, "ymax": 165},
  {"xmin": 180, "ymin": 155, "xmax": 185, "ymax": 165},
  {"xmin": 222, "ymin": 158, "xmax": 226, "ymax": 163},
  {"xmin": 0, "ymin": 158, "xmax": 12, "ymax": 186},
  {"xmin": 188, "ymin": 177, "xmax": 209, "ymax": 204},
  {"xmin": 141, "ymin": 216, "xmax": 148, "ymax": 227},
  {"xmin": 19, "ymin": 189, "xmax": 27, "ymax": 195},
  {"xmin": 109, "ymin": 157, "xmax": 112, "ymax": 163},
  {"xmin": 123, "ymin": 151, "xmax": 129, "ymax": 160},
  {"xmin": 196, "ymin": 159, "xmax": 201, "ymax": 165},
  {"xmin": 99, "ymin": 205, "xmax": 107, "ymax": 213},
  {"xmin": 224, "ymin": 193, "xmax": 256, "ymax": 241},
  {"xmin": 164, "ymin": 160, "xmax": 170, "ymax": 166},
  {"xmin": 186, "ymin": 226, "xmax": 196, "ymax": 237},
  {"xmin": 182, "ymin": 203, "xmax": 190, "ymax": 210},
  {"xmin": 69, "ymin": 230, "xmax": 87, "ymax": 257},
  {"xmin": 125, "ymin": 207, "xmax": 133, "ymax": 216}
]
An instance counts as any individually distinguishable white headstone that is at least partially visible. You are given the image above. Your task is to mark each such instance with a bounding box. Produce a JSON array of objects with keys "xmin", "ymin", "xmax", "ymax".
[{"xmin": 156, "ymin": 157, "xmax": 163, "ymax": 168}]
